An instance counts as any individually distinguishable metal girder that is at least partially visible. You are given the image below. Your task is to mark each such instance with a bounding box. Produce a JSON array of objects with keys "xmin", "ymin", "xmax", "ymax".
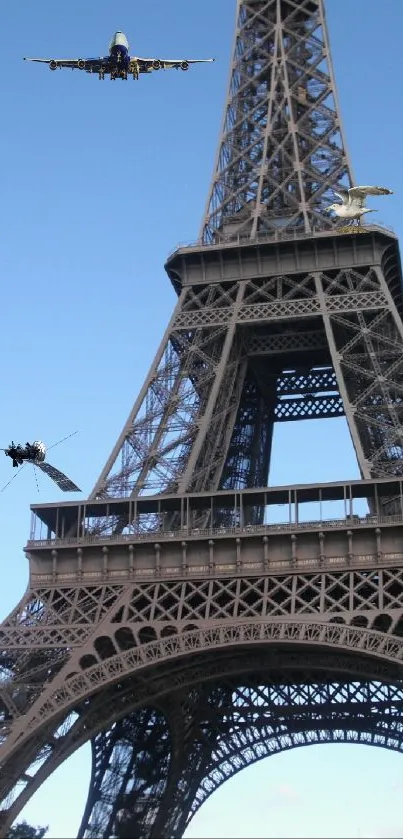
[
  {"xmin": 277, "ymin": 368, "xmax": 337, "ymax": 395},
  {"xmin": 315, "ymin": 266, "xmax": 403, "ymax": 478},
  {"xmin": 275, "ymin": 368, "xmax": 344, "ymax": 420},
  {"xmin": 2, "ymin": 576, "xmax": 403, "ymax": 835},
  {"xmin": 78, "ymin": 670, "xmax": 403, "ymax": 838},
  {"xmin": 89, "ymin": 261, "xmax": 400, "ymax": 500},
  {"xmin": 173, "ymin": 290, "xmax": 388, "ymax": 329},
  {"xmin": 3, "ymin": 563, "xmax": 403, "ymax": 745},
  {"xmin": 246, "ymin": 328, "xmax": 328, "ymax": 355},
  {"xmin": 200, "ymin": 0, "xmax": 353, "ymax": 242},
  {"xmin": 3, "ymin": 645, "xmax": 398, "ymax": 838},
  {"xmin": 275, "ymin": 393, "xmax": 344, "ymax": 421},
  {"xmin": 187, "ymin": 678, "xmax": 403, "ymax": 825},
  {"xmin": 80, "ymin": 708, "xmax": 172, "ymax": 839}
]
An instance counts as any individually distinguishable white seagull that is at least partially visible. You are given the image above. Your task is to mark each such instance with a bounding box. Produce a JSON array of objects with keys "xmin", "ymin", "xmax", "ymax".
[{"xmin": 327, "ymin": 185, "xmax": 393, "ymax": 225}]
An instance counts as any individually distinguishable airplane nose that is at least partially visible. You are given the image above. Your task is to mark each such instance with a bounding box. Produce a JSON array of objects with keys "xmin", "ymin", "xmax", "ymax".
[{"xmin": 109, "ymin": 31, "xmax": 129, "ymax": 52}]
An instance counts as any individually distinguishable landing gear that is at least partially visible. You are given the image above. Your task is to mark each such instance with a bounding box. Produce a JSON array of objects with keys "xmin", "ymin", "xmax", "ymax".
[
  {"xmin": 130, "ymin": 61, "xmax": 139, "ymax": 80},
  {"xmin": 110, "ymin": 69, "xmax": 128, "ymax": 80},
  {"xmin": 98, "ymin": 71, "xmax": 105, "ymax": 80}
]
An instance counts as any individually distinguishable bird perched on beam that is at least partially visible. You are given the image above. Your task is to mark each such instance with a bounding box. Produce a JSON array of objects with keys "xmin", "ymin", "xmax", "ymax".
[{"xmin": 326, "ymin": 185, "xmax": 393, "ymax": 226}]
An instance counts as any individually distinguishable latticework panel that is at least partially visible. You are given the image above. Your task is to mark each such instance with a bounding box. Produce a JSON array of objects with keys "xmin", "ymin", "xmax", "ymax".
[
  {"xmin": 187, "ymin": 678, "xmax": 403, "ymax": 824},
  {"xmin": 316, "ymin": 266, "xmax": 403, "ymax": 478},
  {"xmin": 91, "ymin": 284, "xmax": 246, "ymax": 501},
  {"xmin": 90, "ymin": 256, "xmax": 403, "ymax": 503},
  {"xmin": 3, "ymin": 565, "xmax": 403, "ymax": 736},
  {"xmin": 81, "ymin": 708, "xmax": 171, "ymax": 839},
  {"xmin": 200, "ymin": 0, "xmax": 353, "ymax": 242},
  {"xmin": 78, "ymin": 672, "xmax": 403, "ymax": 839},
  {"xmin": 2, "ymin": 586, "xmax": 403, "ymax": 836}
]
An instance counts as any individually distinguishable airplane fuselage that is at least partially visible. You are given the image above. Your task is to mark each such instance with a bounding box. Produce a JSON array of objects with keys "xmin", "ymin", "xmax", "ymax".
[{"xmin": 108, "ymin": 32, "xmax": 130, "ymax": 70}]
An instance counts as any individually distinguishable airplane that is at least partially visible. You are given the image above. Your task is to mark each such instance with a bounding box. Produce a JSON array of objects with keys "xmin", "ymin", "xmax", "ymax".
[
  {"xmin": 24, "ymin": 31, "xmax": 215, "ymax": 81},
  {"xmin": 2, "ymin": 439, "xmax": 80, "ymax": 492}
]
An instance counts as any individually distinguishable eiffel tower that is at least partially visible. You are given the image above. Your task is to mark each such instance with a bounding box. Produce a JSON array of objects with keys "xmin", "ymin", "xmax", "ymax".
[{"xmin": 2, "ymin": 1, "xmax": 403, "ymax": 837}]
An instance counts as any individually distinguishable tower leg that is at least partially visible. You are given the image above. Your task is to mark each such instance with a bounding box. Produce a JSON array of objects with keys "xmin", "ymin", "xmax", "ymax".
[
  {"xmin": 77, "ymin": 660, "xmax": 403, "ymax": 839},
  {"xmin": 78, "ymin": 700, "xmax": 214, "ymax": 839}
]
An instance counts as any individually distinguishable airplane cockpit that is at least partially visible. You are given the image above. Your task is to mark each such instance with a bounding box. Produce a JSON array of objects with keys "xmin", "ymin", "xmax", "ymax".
[{"xmin": 109, "ymin": 31, "xmax": 129, "ymax": 52}]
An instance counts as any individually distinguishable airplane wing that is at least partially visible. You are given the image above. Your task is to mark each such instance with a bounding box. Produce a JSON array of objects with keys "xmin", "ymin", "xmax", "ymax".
[
  {"xmin": 135, "ymin": 56, "xmax": 215, "ymax": 72},
  {"xmin": 24, "ymin": 56, "xmax": 105, "ymax": 72}
]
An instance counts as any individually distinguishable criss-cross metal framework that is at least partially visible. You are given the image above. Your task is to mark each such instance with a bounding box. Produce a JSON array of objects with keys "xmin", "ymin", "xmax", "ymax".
[
  {"xmin": 81, "ymin": 672, "xmax": 403, "ymax": 839},
  {"xmin": 200, "ymin": 0, "xmax": 353, "ymax": 242},
  {"xmin": 91, "ymin": 229, "xmax": 403, "ymax": 505},
  {"xmin": 1, "ymin": 1, "xmax": 403, "ymax": 838}
]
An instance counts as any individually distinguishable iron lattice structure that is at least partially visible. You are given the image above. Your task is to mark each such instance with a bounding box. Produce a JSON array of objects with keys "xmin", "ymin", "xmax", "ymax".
[
  {"xmin": 91, "ymin": 229, "xmax": 403, "ymax": 507},
  {"xmin": 1, "ymin": 0, "xmax": 403, "ymax": 837},
  {"xmin": 200, "ymin": 0, "xmax": 353, "ymax": 242}
]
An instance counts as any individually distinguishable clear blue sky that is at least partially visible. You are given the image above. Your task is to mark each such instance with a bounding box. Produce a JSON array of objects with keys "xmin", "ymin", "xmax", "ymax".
[{"xmin": 1, "ymin": 1, "xmax": 403, "ymax": 837}]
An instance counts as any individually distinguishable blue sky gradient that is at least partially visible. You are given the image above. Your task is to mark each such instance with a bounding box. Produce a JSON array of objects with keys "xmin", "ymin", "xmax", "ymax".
[{"xmin": 1, "ymin": 1, "xmax": 403, "ymax": 836}]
